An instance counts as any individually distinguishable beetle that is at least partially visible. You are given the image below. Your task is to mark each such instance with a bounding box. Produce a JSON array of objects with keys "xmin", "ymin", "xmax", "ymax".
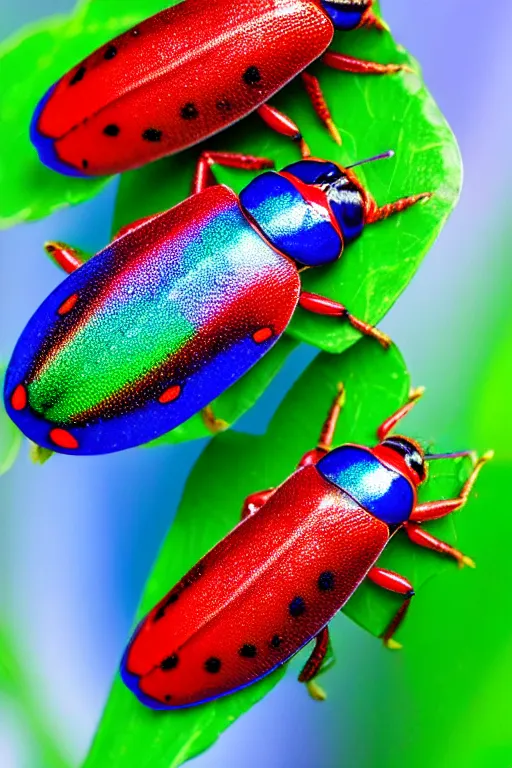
[
  {"xmin": 121, "ymin": 385, "xmax": 492, "ymax": 709},
  {"xmin": 31, "ymin": 0, "xmax": 409, "ymax": 181},
  {"xmin": 4, "ymin": 154, "xmax": 430, "ymax": 455}
]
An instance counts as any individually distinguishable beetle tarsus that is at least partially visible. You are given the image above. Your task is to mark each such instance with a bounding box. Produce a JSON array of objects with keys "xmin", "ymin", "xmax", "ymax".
[{"xmin": 201, "ymin": 405, "xmax": 228, "ymax": 434}]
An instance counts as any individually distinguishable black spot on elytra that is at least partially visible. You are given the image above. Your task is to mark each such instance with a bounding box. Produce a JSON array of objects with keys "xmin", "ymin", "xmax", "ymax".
[
  {"xmin": 142, "ymin": 128, "xmax": 163, "ymax": 142},
  {"xmin": 164, "ymin": 694, "xmax": 172, "ymax": 702},
  {"xmin": 270, "ymin": 634, "xmax": 282, "ymax": 649},
  {"xmin": 239, "ymin": 644, "xmax": 257, "ymax": 658},
  {"xmin": 70, "ymin": 66, "xmax": 86, "ymax": 85},
  {"xmin": 104, "ymin": 45, "xmax": 117, "ymax": 60},
  {"xmin": 103, "ymin": 124, "xmax": 120, "ymax": 137},
  {"xmin": 153, "ymin": 591, "xmax": 179, "ymax": 622},
  {"xmin": 204, "ymin": 657, "xmax": 221, "ymax": 673},
  {"xmin": 82, "ymin": 159, "xmax": 89, "ymax": 170},
  {"xmin": 318, "ymin": 571, "xmax": 335, "ymax": 591},
  {"xmin": 180, "ymin": 103, "xmax": 199, "ymax": 120},
  {"xmin": 289, "ymin": 596, "xmax": 306, "ymax": 618},
  {"xmin": 216, "ymin": 99, "xmax": 232, "ymax": 112},
  {"xmin": 161, "ymin": 654, "xmax": 179, "ymax": 671},
  {"xmin": 243, "ymin": 66, "xmax": 262, "ymax": 87}
]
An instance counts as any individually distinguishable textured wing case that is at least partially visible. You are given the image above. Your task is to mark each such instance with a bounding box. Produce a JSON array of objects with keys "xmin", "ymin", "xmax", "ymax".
[
  {"xmin": 4, "ymin": 185, "xmax": 300, "ymax": 454},
  {"xmin": 31, "ymin": 0, "xmax": 333, "ymax": 175},
  {"xmin": 122, "ymin": 465, "xmax": 389, "ymax": 708}
]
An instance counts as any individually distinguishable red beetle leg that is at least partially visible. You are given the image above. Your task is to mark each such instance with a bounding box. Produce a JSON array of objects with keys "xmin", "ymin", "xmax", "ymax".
[
  {"xmin": 298, "ymin": 383, "xmax": 346, "ymax": 467},
  {"xmin": 201, "ymin": 405, "xmax": 229, "ymax": 434},
  {"xmin": 376, "ymin": 386, "xmax": 425, "ymax": 441},
  {"xmin": 322, "ymin": 51, "xmax": 411, "ymax": 77},
  {"xmin": 299, "ymin": 291, "xmax": 391, "ymax": 349},
  {"xmin": 410, "ymin": 451, "xmax": 493, "ymax": 522},
  {"xmin": 240, "ymin": 488, "xmax": 276, "ymax": 521},
  {"xmin": 367, "ymin": 567, "xmax": 415, "ymax": 649},
  {"xmin": 192, "ymin": 151, "xmax": 275, "ymax": 195},
  {"xmin": 257, "ymin": 104, "xmax": 310, "ymax": 158},
  {"xmin": 44, "ymin": 242, "xmax": 86, "ymax": 274},
  {"xmin": 364, "ymin": 191, "xmax": 433, "ymax": 226},
  {"xmin": 301, "ymin": 71, "xmax": 341, "ymax": 146},
  {"xmin": 298, "ymin": 625, "xmax": 330, "ymax": 701},
  {"xmin": 404, "ymin": 522, "xmax": 475, "ymax": 569}
]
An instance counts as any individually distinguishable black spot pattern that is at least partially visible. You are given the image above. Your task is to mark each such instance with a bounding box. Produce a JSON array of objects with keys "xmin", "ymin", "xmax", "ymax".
[
  {"xmin": 243, "ymin": 66, "xmax": 262, "ymax": 86},
  {"xmin": 103, "ymin": 124, "xmax": 120, "ymax": 137},
  {"xmin": 153, "ymin": 591, "xmax": 179, "ymax": 622},
  {"xmin": 142, "ymin": 128, "xmax": 163, "ymax": 142},
  {"xmin": 270, "ymin": 635, "xmax": 282, "ymax": 649},
  {"xmin": 164, "ymin": 694, "xmax": 172, "ymax": 702},
  {"xmin": 318, "ymin": 571, "xmax": 335, "ymax": 591},
  {"xmin": 204, "ymin": 657, "xmax": 222, "ymax": 673},
  {"xmin": 82, "ymin": 159, "xmax": 89, "ymax": 170},
  {"xmin": 161, "ymin": 654, "xmax": 179, "ymax": 671},
  {"xmin": 289, "ymin": 596, "xmax": 306, "ymax": 618},
  {"xmin": 180, "ymin": 103, "xmax": 199, "ymax": 120},
  {"xmin": 70, "ymin": 66, "xmax": 86, "ymax": 85},
  {"xmin": 239, "ymin": 644, "xmax": 257, "ymax": 658},
  {"xmin": 104, "ymin": 45, "xmax": 117, "ymax": 60}
]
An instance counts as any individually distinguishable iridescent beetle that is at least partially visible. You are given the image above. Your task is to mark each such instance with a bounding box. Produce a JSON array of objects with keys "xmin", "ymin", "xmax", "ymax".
[
  {"xmin": 31, "ymin": 0, "xmax": 408, "ymax": 180},
  {"xmin": 4, "ymin": 154, "xmax": 430, "ymax": 455},
  {"xmin": 121, "ymin": 386, "xmax": 492, "ymax": 708}
]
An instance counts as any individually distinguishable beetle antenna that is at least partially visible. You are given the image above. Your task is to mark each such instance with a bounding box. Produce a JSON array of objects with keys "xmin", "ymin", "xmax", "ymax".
[
  {"xmin": 346, "ymin": 150, "xmax": 394, "ymax": 169},
  {"xmin": 425, "ymin": 450, "xmax": 477, "ymax": 461}
]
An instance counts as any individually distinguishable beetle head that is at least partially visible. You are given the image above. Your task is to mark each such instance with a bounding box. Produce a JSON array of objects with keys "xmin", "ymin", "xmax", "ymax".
[
  {"xmin": 319, "ymin": 0, "xmax": 381, "ymax": 31},
  {"xmin": 379, "ymin": 436, "xmax": 427, "ymax": 487},
  {"xmin": 283, "ymin": 159, "xmax": 366, "ymax": 245}
]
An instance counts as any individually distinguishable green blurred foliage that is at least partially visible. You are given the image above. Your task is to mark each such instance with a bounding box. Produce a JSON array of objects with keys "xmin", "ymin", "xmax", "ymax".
[{"xmin": 84, "ymin": 341, "xmax": 480, "ymax": 768}]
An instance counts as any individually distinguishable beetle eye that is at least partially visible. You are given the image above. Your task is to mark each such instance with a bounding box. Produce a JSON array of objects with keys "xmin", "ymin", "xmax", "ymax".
[{"xmin": 381, "ymin": 436, "xmax": 426, "ymax": 482}]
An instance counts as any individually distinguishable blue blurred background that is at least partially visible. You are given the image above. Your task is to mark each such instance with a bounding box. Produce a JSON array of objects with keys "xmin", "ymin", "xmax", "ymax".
[{"xmin": 1, "ymin": 1, "xmax": 511, "ymax": 766}]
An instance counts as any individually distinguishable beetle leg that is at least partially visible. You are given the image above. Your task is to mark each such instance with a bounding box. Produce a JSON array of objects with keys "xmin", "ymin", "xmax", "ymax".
[
  {"xmin": 301, "ymin": 71, "xmax": 341, "ymax": 146},
  {"xmin": 361, "ymin": 4, "xmax": 389, "ymax": 31},
  {"xmin": 240, "ymin": 488, "xmax": 276, "ymax": 520},
  {"xmin": 298, "ymin": 383, "xmax": 346, "ymax": 467},
  {"xmin": 322, "ymin": 51, "xmax": 412, "ymax": 77},
  {"xmin": 192, "ymin": 151, "xmax": 275, "ymax": 195},
  {"xmin": 376, "ymin": 386, "xmax": 425, "ymax": 441},
  {"xmin": 404, "ymin": 522, "xmax": 475, "ymax": 569},
  {"xmin": 298, "ymin": 625, "xmax": 330, "ymax": 701},
  {"xmin": 257, "ymin": 104, "xmax": 310, "ymax": 158},
  {"xmin": 201, "ymin": 405, "xmax": 229, "ymax": 434},
  {"xmin": 410, "ymin": 450, "xmax": 493, "ymax": 522},
  {"xmin": 364, "ymin": 190, "xmax": 433, "ymax": 226},
  {"xmin": 299, "ymin": 291, "xmax": 391, "ymax": 348},
  {"xmin": 367, "ymin": 567, "xmax": 415, "ymax": 649},
  {"xmin": 44, "ymin": 242, "xmax": 87, "ymax": 274}
]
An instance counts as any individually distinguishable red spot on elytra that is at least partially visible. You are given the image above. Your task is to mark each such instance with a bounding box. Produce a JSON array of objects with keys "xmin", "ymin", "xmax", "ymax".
[
  {"xmin": 159, "ymin": 385, "xmax": 181, "ymax": 404},
  {"xmin": 11, "ymin": 384, "xmax": 27, "ymax": 411},
  {"xmin": 49, "ymin": 428, "xmax": 79, "ymax": 450},
  {"xmin": 253, "ymin": 327, "xmax": 273, "ymax": 344},
  {"xmin": 58, "ymin": 293, "xmax": 79, "ymax": 315}
]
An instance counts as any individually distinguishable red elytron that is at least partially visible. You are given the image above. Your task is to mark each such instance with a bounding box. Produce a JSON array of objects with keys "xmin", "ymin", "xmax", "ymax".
[
  {"xmin": 31, "ymin": 0, "xmax": 407, "ymax": 179},
  {"xmin": 121, "ymin": 386, "xmax": 492, "ymax": 708}
]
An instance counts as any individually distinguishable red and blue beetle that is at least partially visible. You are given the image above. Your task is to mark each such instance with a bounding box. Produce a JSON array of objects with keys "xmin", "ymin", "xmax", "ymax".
[
  {"xmin": 121, "ymin": 385, "xmax": 492, "ymax": 708},
  {"xmin": 4, "ymin": 155, "xmax": 430, "ymax": 455},
  {"xmin": 30, "ymin": 0, "xmax": 407, "ymax": 180}
]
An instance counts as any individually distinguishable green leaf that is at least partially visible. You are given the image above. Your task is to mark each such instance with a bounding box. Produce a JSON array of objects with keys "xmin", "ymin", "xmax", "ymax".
[
  {"xmin": 148, "ymin": 335, "xmax": 298, "ymax": 446},
  {"xmin": 114, "ymin": 6, "xmax": 461, "ymax": 354},
  {"xmin": 84, "ymin": 340, "xmax": 476, "ymax": 768},
  {"xmin": 0, "ymin": 0, "xmax": 171, "ymax": 228},
  {"xmin": 0, "ymin": 621, "xmax": 71, "ymax": 768},
  {"xmin": 0, "ymin": 364, "xmax": 22, "ymax": 475}
]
